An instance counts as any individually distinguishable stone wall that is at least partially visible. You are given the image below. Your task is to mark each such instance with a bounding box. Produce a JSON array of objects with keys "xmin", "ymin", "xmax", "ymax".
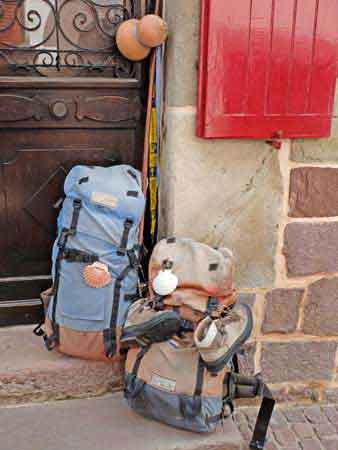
[{"xmin": 161, "ymin": 0, "xmax": 338, "ymax": 402}]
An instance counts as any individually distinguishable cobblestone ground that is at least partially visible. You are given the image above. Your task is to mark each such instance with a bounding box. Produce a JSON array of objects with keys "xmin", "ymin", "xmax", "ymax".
[{"xmin": 234, "ymin": 404, "xmax": 338, "ymax": 450}]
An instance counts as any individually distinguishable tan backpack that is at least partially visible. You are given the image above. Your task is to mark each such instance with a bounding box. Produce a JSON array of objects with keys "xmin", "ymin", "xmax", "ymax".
[{"xmin": 124, "ymin": 339, "xmax": 275, "ymax": 448}]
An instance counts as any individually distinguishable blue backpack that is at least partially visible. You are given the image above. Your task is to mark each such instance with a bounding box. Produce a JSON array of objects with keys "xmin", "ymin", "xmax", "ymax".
[{"xmin": 35, "ymin": 165, "xmax": 146, "ymax": 361}]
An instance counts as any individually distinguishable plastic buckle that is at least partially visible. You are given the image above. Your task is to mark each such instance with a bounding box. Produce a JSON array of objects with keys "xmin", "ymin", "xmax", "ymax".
[
  {"xmin": 33, "ymin": 324, "xmax": 45, "ymax": 337},
  {"xmin": 57, "ymin": 228, "xmax": 69, "ymax": 248},
  {"xmin": 127, "ymin": 249, "xmax": 139, "ymax": 269},
  {"xmin": 73, "ymin": 198, "xmax": 82, "ymax": 210},
  {"xmin": 125, "ymin": 218, "xmax": 133, "ymax": 229},
  {"xmin": 43, "ymin": 334, "xmax": 57, "ymax": 351}
]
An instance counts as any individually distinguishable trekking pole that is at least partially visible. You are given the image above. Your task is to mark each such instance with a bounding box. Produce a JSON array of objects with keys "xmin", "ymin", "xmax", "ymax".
[{"xmin": 139, "ymin": 0, "xmax": 161, "ymax": 245}]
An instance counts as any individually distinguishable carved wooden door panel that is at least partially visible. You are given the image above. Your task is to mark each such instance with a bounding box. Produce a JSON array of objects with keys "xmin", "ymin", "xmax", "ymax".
[{"xmin": 0, "ymin": 0, "xmax": 145, "ymax": 326}]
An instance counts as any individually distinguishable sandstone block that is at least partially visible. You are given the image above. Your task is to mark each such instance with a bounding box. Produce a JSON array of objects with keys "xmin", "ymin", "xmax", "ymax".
[
  {"xmin": 289, "ymin": 167, "xmax": 338, "ymax": 217},
  {"xmin": 303, "ymin": 278, "xmax": 338, "ymax": 336},
  {"xmin": 261, "ymin": 342, "xmax": 337, "ymax": 383},
  {"xmin": 263, "ymin": 289, "xmax": 303, "ymax": 334},
  {"xmin": 284, "ymin": 222, "xmax": 338, "ymax": 277}
]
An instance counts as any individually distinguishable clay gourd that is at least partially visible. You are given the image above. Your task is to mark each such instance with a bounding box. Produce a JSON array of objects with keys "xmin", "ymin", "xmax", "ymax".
[
  {"xmin": 116, "ymin": 15, "xmax": 168, "ymax": 62},
  {"xmin": 138, "ymin": 14, "xmax": 168, "ymax": 48}
]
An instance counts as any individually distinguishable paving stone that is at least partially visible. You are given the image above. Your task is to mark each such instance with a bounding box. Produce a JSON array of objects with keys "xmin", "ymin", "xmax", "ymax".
[
  {"xmin": 303, "ymin": 278, "xmax": 338, "ymax": 336},
  {"xmin": 270, "ymin": 410, "xmax": 289, "ymax": 429},
  {"xmin": 261, "ymin": 342, "xmax": 337, "ymax": 383},
  {"xmin": 292, "ymin": 423, "xmax": 315, "ymax": 439},
  {"xmin": 283, "ymin": 409, "xmax": 307, "ymax": 423},
  {"xmin": 324, "ymin": 388, "xmax": 338, "ymax": 403},
  {"xmin": 320, "ymin": 438, "xmax": 338, "ymax": 450},
  {"xmin": 263, "ymin": 289, "xmax": 304, "ymax": 334},
  {"xmin": 244, "ymin": 409, "xmax": 259, "ymax": 430},
  {"xmin": 237, "ymin": 422, "xmax": 252, "ymax": 439},
  {"xmin": 304, "ymin": 407, "xmax": 329, "ymax": 424},
  {"xmin": 265, "ymin": 441, "xmax": 279, "ymax": 450},
  {"xmin": 313, "ymin": 423, "xmax": 336, "ymax": 439},
  {"xmin": 289, "ymin": 167, "xmax": 338, "ymax": 218},
  {"xmin": 282, "ymin": 447, "xmax": 300, "ymax": 450},
  {"xmin": 323, "ymin": 406, "xmax": 338, "ymax": 424},
  {"xmin": 301, "ymin": 438, "xmax": 324, "ymax": 450},
  {"xmin": 283, "ymin": 223, "xmax": 338, "ymax": 277},
  {"xmin": 233, "ymin": 411, "xmax": 249, "ymax": 427},
  {"xmin": 273, "ymin": 427, "xmax": 299, "ymax": 447}
]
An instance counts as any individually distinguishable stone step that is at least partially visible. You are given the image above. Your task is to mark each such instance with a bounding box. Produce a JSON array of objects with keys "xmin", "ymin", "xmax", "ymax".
[
  {"xmin": 0, "ymin": 394, "xmax": 245, "ymax": 450},
  {"xmin": 0, "ymin": 326, "xmax": 119, "ymax": 405}
]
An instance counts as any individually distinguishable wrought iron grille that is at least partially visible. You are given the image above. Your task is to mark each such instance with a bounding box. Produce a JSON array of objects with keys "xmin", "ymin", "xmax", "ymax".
[{"xmin": 0, "ymin": 0, "xmax": 139, "ymax": 77}]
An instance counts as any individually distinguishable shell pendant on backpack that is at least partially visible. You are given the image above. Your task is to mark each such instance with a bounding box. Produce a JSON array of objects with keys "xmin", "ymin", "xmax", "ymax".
[
  {"xmin": 153, "ymin": 261, "xmax": 178, "ymax": 296},
  {"xmin": 83, "ymin": 262, "xmax": 112, "ymax": 289}
]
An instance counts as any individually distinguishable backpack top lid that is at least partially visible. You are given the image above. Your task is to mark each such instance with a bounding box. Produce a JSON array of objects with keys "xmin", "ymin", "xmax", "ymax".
[
  {"xmin": 64, "ymin": 165, "xmax": 145, "ymax": 223},
  {"xmin": 149, "ymin": 237, "xmax": 234, "ymax": 298}
]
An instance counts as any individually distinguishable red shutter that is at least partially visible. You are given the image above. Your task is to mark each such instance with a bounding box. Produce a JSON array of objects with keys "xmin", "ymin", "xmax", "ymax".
[{"xmin": 197, "ymin": 0, "xmax": 338, "ymax": 139}]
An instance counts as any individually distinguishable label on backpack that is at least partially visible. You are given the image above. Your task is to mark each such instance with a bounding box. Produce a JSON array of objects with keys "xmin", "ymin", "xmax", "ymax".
[
  {"xmin": 151, "ymin": 374, "xmax": 176, "ymax": 392},
  {"xmin": 91, "ymin": 192, "xmax": 118, "ymax": 209}
]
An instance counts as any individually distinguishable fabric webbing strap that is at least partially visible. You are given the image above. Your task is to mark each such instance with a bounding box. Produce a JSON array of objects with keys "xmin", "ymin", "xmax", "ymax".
[
  {"xmin": 69, "ymin": 199, "xmax": 82, "ymax": 235},
  {"xmin": 106, "ymin": 265, "xmax": 133, "ymax": 357},
  {"xmin": 250, "ymin": 384, "xmax": 275, "ymax": 450},
  {"xmin": 62, "ymin": 248, "xmax": 98, "ymax": 264},
  {"xmin": 117, "ymin": 218, "xmax": 133, "ymax": 256},
  {"xmin": 132, "ymin": 346, "xmax": 150, "ymax": 376},
  {"xmin": 194, "ymin": 357, "xmax": 205, "ymax": 397},
  {"xmin": 51, "ymin": 199, "xmax": 82, "ymax": 328},
  {"xmin": 224, "ymin": 373, "xmax": 275, "ymax": 450}
]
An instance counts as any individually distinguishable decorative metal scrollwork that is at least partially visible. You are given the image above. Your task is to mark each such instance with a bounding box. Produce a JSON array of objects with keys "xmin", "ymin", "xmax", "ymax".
[{"xmin": 0, "ymin": 0, "xmax": 139, "ymax": 77}]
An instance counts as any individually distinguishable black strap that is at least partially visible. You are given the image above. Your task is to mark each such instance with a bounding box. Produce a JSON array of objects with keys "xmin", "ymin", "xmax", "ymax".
[
  {"xmin": 117, "ymin": 218, "xmax": 134, "ymax": 256},
  {"xmin": 69, "ymin": 199, "xmax": 82, "ymax": 235},
  {"xmin": 132, "ymin": 346, "xmax": 150, "ymax": 376},
  {"xmin": 106, "ymin": 265, "xmax": 133, "ymax": 357},
  {"xmin": 62, "ymin": 248, "xmax": 98, "ymax": 264},
  {"xmin": 194, "ymin": 357, "xmax": 205, "ymax": 397},
  {"xmin": 250, "ymin": 384, "xmax": 275, "ymax": 450},
  {"xmin": 127, "ymin": 190, "xmax": 139, "ymax": 198},
  {"xmin": 52, "ymin": 199, "xmax": 82, "ymax": 325},
  {"xmin": 127, "ymin": 169, "xmax": 139, "ymax": 184},
  {"xmin": 207, "ymin": 297, "xmax": 219, "ymax": 316},
  {"xmin": 180, "ymin": 357, "xmax": 204, "ymax": 419},
  {"xmin": 224, "ymin": 373, "xmax": 275, "ymax": 450},
  {"xmin": 103, "ymin": 329, "xmax": 115, "ymax": 357}
]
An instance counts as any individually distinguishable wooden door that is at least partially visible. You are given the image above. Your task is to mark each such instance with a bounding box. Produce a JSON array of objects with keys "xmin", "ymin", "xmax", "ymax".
[{"xmin": 0, "ymin": 0, "xmax": 145, "ymax": 326}]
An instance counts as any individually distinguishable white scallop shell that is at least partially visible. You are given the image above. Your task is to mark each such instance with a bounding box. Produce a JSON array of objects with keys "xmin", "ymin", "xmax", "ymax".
[
  {"xmin": 153, "ymin": 269, "xmax": 178, "ymax": 296},
  {"xmin": 83, "ymin": 262, "xmax": 112, "ymax": 289}
]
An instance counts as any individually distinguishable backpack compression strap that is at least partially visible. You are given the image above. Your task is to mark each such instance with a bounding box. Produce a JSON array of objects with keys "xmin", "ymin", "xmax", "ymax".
[
  {"xmin": 226, "ymin": 373, "xmax": 275, "ymax": 450},
  {"xmin": 34, "ymin": 199, "xmax": 82, "ymax": 350}
]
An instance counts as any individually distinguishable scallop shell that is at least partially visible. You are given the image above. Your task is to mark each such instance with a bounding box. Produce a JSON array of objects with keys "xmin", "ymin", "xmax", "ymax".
[
  {"xmin": 138, "ymin": 14, "xmax": 168, "ymax": 48},
  {"xmin": 83, "ymin": 262, "xmax": 112, "ymax": 288},
  {"xmin": 116, "ymin": 19, "xmax": 151, "ymax": 62},
  {"xmin": 153, "ymin": 269, "xmax": 178, "ymax": 296}
]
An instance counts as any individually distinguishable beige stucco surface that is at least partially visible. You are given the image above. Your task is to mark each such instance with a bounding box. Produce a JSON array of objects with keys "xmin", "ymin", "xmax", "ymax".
[{"xmin": 161, "ymin": 1, "xmax": 283, "ymax": 288}]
